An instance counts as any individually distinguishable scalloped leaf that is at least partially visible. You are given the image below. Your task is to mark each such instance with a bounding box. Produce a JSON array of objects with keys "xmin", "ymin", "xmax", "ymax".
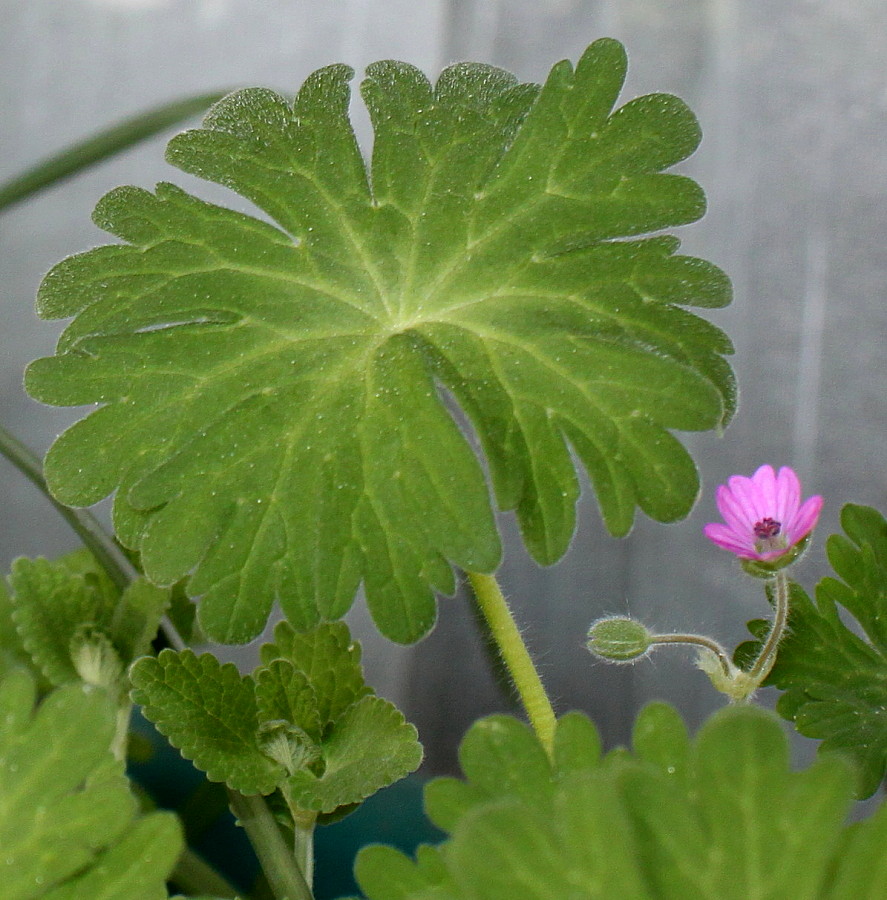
[
  {"xmin": 129, "ymin": 648, "xmax": 283, "ymax": 794},
  {"xmin": 26, "ymin": 38, "xmax": 734, "ymax": 644},
  {"xmin": 286, "ymin": 695, "xmax": 422, "ymax": 813},
  {"xmin": 0, "ymin": 671, "xmax": 182, "ymax": 900},
  {"xmin": 740, "ymin": 503, "xmax": 887, "ymax": 797},
  {"xmin": 259, "ymin": 621, "xmax": 371, "ymax": 728},
  {"xmin": 254, "ymin": 658, "xmax": 322, "ymax": 743},
  {"xmin": 357, "ymin": 704, "xmax": 879, "ymax": 900}
]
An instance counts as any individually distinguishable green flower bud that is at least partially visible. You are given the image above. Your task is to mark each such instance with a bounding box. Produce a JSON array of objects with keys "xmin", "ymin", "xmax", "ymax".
[{"xmin": 586, "ymin": 616, "xmax": 653, "ymax": 663}]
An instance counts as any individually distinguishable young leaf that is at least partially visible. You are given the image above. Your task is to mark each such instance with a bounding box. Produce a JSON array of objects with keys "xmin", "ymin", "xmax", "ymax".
[
  {"xmin": 286, "ymin": 695, "xmax": 422, "ymax": 813},
  {"xmin": 9, "ymin": 551, "xmax": 118, "ymax": 686},
  {"xmin": 259, "ymin": 621, "xmax": 371, "ymax": 728},
  {"xmin": 742, "ymin": 503, "xmax": 887, "ymax": 796},
  {"xmin": 424, "ymin": 711, "xmax": 598, "ymax": 833},
  {"xmin": 254, "ymin": 658, "xmax": 323, "ymax": 744},
  {"xmin": 447, "ymin": 772, "xmax": 648, "ymax": 900},
  {"xmin": 355, "ymin": 844, "xmax": 455, "ymax": 900},
  {"xmin": 129, "ymin": 648, "xmax": 283, "ymax": 794},
  {"xmin": 27, "ymin": 39, "xmax": 734, "ymax": 644},
  {"xmin": 41, "ymin": 813, "xmax": 183, "ymax": 900},
  {"xmin": 8, "ymin": 551, "xmax": 168, "ymax": 689},
  {"xmin": 0, "ymin": 671, "xmax": 182, "ymax": 900}
]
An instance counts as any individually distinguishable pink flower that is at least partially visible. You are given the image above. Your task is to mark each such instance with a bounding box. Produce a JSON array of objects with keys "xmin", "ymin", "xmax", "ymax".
[{"xmin": 704, "ymin": 465, "xmax": 823, "ymax": 562}]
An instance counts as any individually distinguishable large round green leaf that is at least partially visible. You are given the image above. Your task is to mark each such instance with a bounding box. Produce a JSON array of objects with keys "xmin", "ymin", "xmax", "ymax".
[{"xmin": 27, "ymin": 39, "xmax": 733, "ymax": 643}]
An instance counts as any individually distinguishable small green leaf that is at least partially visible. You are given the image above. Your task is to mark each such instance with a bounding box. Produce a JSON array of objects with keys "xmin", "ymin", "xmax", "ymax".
[
  {"xmin": 456, "ymin": 714, "xmax": 553, "ymax": 804},
  {"xmin": 426, "ymin": 712, "xmax": 598, "ymax": 833},
  {"xmin": 8, "ymin": 551, "xmax": 168, "ymax": 689},
  {"xmin": 259, "ymin": 621, "xmax": 371, "ymax": 728},
  {"xmin": 254, "ymin": 658, "xmax": 322, "ymax": 743},
  {"xmin": 130, "ymin": 649, "xmax": 282, "ymax": 794},
  {"xmin": 286, "ymin": 695, "xmax": 422, "ymax": 813},
  {"xmin": 28, "ymin": 39, "xmax": 734, "ymax": 645},
  {"xmin": 40, "ymin": 812, "xmax": 182, "ymax": 900},
  {"xmin": 109, "ymin": 578, "xmax": 170, "ymax": 664},
  {"xmin": 616, "ymin": 706, "xmax": 857, "ymax": 899},
  {"xmin": 9, "ymin": 551, "xmax": 118, "ymax": 685},
  {"xmin": 440, "ymin": 773, "xmax": 648, "ymax": 900},
  {"xmin": 744, "ymin": 503, "xmax": 887, "ymax": 796},
  {"xmin": 0, "ymin": 671, "xmax": 182, "ymax": 900},
  {"xmin": 356, "ymin": 844, "xmax": 455, "ymax": 900},
  {"xmin": 69, "ymin": 626, "xmax": 124, "ymax": 689}
]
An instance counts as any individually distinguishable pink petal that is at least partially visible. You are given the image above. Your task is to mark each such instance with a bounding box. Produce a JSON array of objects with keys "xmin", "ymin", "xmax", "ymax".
[
  {"xmin": 786, "ymin": 494, "xmax": 823, "ymax": 544},
  {"xmin": 726, "ymin": 474, "xmax": 769, "ymax": 524},
  {"xmin": 704, "ymin": 522, "xmax": 756, "ymax": 556},
  {"xmin": 773, "ymin": 466, "xmax": 801, "ymax": 524},
  {"xmin": 750, "ymin": 464, "xmax": 779, "ymax": 511},
  {"xmin": 716, "ymin": 483, "xmax": 757, "ymax": 533}
]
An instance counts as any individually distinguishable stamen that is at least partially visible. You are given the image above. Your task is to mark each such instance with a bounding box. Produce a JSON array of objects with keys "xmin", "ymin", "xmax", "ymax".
[{"xmin": 754, "ymin": 517, "xmax": 781, "ymax": 539}]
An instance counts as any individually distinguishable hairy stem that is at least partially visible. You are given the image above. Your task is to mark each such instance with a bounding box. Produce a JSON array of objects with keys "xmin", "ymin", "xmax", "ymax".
[
  {"xmin": 747, "ymin": 571, "xmax": 790, "ymax": 683},
  {"xmin": 649, "ymin": 632, "xmax": 735, "ymax": 678},
  {"xmin": 228, "ymin": 790, "xmax": 313, "ymax": 900},
  {"xmin": 466, "ymin": 571, "xmax": 557, "ymax": 758}
]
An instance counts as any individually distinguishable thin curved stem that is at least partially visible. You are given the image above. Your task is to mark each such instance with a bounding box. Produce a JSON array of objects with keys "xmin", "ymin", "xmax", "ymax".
[
  {"xmin": 649, "ymin": 632, "xmax": 735, "ymax": 679},
  {"xmin": 0, "ymin": 424, "xmax": 135, "ymax": 591},
  {"xmin": 466, "ymin": 571, "xmax": 557, "ymax": 759},
  {"xmin": 747, "ymin": 571, "xmax": 790, "ymax": 683}
]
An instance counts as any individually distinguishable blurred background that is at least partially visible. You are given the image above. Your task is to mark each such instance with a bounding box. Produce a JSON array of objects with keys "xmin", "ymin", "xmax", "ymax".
[{"xmin": 2, "ymin": 0, "xmax": 885, "ymax": 775}]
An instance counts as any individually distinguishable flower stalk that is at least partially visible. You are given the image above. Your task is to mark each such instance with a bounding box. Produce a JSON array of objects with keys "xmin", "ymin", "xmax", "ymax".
[{"xmin": 746, "ymin": 571, "xmax": 791, "ymax": 685}]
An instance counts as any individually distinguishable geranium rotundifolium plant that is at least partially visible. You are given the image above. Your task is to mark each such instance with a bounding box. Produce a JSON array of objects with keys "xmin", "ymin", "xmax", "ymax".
[{"xmin": 0, "ymin": 37, "xmax": 884, "ymax": 900}]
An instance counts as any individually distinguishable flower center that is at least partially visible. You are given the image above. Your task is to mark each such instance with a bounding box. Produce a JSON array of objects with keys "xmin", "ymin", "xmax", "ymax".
[
  {"xmin": 753, "ymin": 517, "xmax": 785, "ymax": 553},
  {"xmin": 753, "ymin": 517, "xmax": 781, "ymax": 539}
]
